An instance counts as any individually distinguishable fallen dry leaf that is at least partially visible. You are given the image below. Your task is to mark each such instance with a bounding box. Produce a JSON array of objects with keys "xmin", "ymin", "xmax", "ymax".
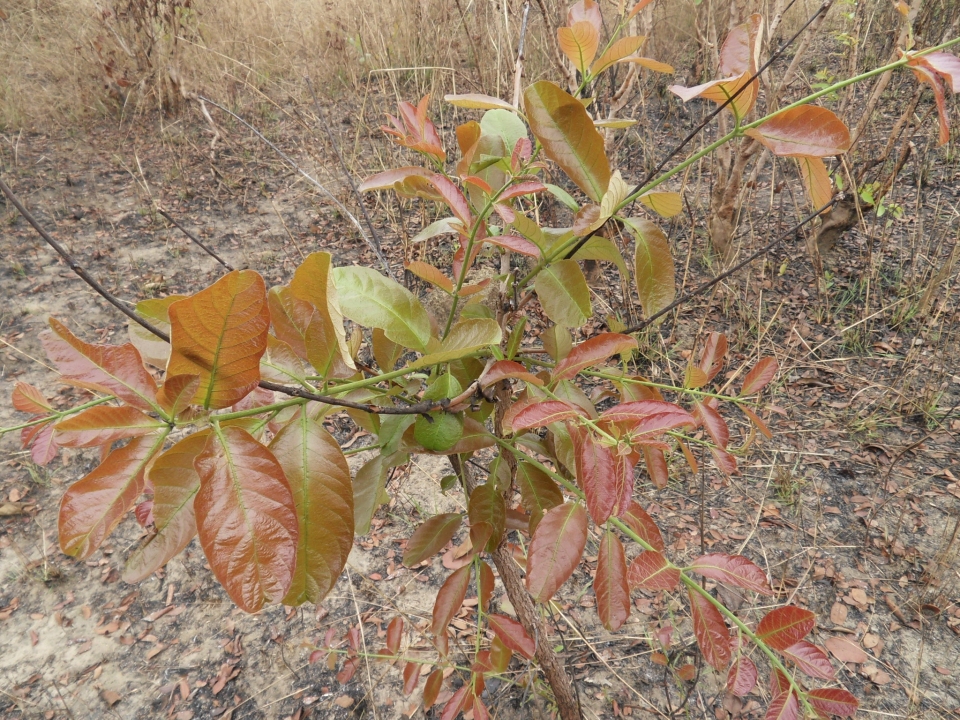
[
  {"xmin": 862, "ymin": 632, "xmax": 880, "ymax": 649},
  {"xmin": 100, "ymin": 690, "xmax": 122, "ymax": 707},
  {"xmin": 825, "ymin": 636, "xmax": 869, "ymax": 663},
  {"xmin": 830, "ymin": 602, "xmax": 848, "ymax": 624},
  {"xmin": 334, "ymin": 695, "xmax": 354, "ymax": 708}
]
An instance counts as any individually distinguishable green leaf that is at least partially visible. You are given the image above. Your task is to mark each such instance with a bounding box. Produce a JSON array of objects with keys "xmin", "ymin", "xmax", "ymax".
[
  {"xmin": 354, "ymin": 454, "xmax": 389, "ymax": 535},
  {"xmin": 333, "ymin": 266, "xmax": 432, "ymax": 351},
  {"xmin": 571, "ymin": 237, "xmax": 628, "ymax": 277},
  {"xmin": 625, "ymin": 217, "xmax": 675, "ymax": 320},
  {"xmin": 523, "ymin": 81, "xmax": 611, "ymax": 202},
  {"xmin": 407, "ymin": 318, "xmax": 502, "ymax": 370},
  {"xmin": 535, "ymin": 259, "xmax": 592, "ymax": 327},
  {"xmin": 480, "ymin": 109, "xmax": 528, "ymax": 155},
  {"xmin": 414, "ymin": 413, "xmax": 464, "ymax": 452},
  {"xmin": 544, "ymin": 183, "xmax": 580, "ymax": 212},
  {"xmin": 445, "ymin": 93, "xmax": 516, "ymax": 111}
]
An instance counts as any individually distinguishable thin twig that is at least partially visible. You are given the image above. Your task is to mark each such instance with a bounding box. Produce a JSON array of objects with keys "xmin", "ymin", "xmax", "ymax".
[
  {"xmin": 196, "ymin": 95, "xmax": 394, "ymax": 278},
  {"xmin": 156, "ymin": 208, "xmax": 234, "ymax": 270},
  {"xmin": 622, "ymin": 197, "xmax": 840, "ymax": 334}
]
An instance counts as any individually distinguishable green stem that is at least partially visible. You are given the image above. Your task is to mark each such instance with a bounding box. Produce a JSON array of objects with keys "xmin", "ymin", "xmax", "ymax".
[
  {"xmin": 1, "ymin": 395, "xmax": 116, "ymax": 437},
  {"xmin": 209, "ymin": 397, "xmax": 306, "ymax": 423}
]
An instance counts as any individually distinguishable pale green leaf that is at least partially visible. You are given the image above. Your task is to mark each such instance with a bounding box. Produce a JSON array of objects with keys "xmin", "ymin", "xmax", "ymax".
[
  {"xmin": 535, "ymin": 259, "xmax": 592, "ymax": 327},
  {"xmin": 333, "ymin": 266, "xmax": 432, "ymax": 351}
]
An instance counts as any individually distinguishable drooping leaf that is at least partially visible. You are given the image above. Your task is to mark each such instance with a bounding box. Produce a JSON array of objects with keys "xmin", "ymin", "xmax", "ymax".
[
  {"xmin": 726, "ymin": 656, "xmax": 758, "ymax": 697},
  {"xmin": 591, "ymin": 36, "xmax": 645, "ymax": 76},
  {"xmin": 167, "ymin": 270, "xmax": 269, "ymax": 410},
  {"xmin": 128, "ymin": 295, "xmax": 182, "ymax": 368},
  {"xmin": 13, "ymin": 382, "xmax": 53, "ymax": 414},
  {"xmin": 422, "ymin": 669, "xmax": 443, "ymax": 709},
  {"xmin": 488, "ymin": 613, "xmax": 536, "ymax": 659},
  {"xmin": 269, "ymin": 410, "xmax": 353, "ymax": 606},
  {"xmin": 688, "ymin": 588, "xmax": 732, "ymax": 670},
  {"xmin": 553, "ymin": 333, "xmax": 638, "ymax": 382},
  {"xmin": 523, "ymin": 81, "xmax": 611, "ymax": 202},
  {"xmin": 766, "ymin": 691, "xmax": 800, "ymax": 720},
  {"xmin": 625, "ymin": 217, "xmax": 675, "ymax": 320},
  {"xmin": 627, "ymin": 550, "xmax": 679, "ymax": 590},
  {"xmin": 642, "ymin": 445, "xmax": 669, "ymax": 489},
  {"xmin": 357, "ymin": 166, "xmax": 433, "ymax": 193},
  {"xmin": 670, "ymin": 72, "xmax": 759, "ymax": 121},
  {"xmin": 385, "ymin": 616, "xmax": 403, "ymax": 656},
  {"xmin": 353, "ymin": 454, "xmax": 389, "ymax": 535},
  {"xmin": 481, "ymin": 360, "xmax": 543, "ymax": 389},
  {"xmin": 720, "ymin": 14, "xmax": 762, "ymax": 76},
  {"xmin": 698, "ymin": 332, "xmax": 727, "ymax": 380},
  {"xmin": 444, "ymin": 93, "xmax": 515, "ymax": 111},
  {"xmin": 639, "ymin": 191, "xmax": 683, "ymax": 218},
  {"xmin": 807, "ymin": 688, "xmax": 859, "ymax": 718},
  {"xmin": 781, "ymin": 641, "xmax": 835, "ymax": 680},
  {"xmin": 403, "ymin": 513, "xmax": 462, "ymax": 567},
  {"xmin": 756, "ymin": 606, "xmax": 816, "ymax": 651},
  {"xmin": 516, "ymin": 461, "xmax": 564, "ymax": 535},
  {"xmin": 740, "ymin": 357, "xmax": 778, "ymax": 396},
  {"xmin": 744, "ymin": 106, "xmax": 851, "ymax": 157},
  {"xmin": 526, "ymin": 502, "xmax": 588, "ymax": 603},
  {"xmin": 289, "ymin": 252, "xmax": 355, "ymax": 372},
  {"xmin": 59, "ymin": 431, "xmax": 168, "ymax": 559},
  {"xmin": 711, "ymin": 446, "xmax": 739, "ymax": 475},
  {"xmin": 535, "ymin": 259, "xmax": 592, "ymax": 327},
  {"xmin": 620, "ymin": 501, "xmax": 664, "ymax": 551},
  {"xmin": 123, "ymin": 431, "xmax": 208, "ymax": 583},
  {"xmin": 431, "ymin": 563, "xmax": 472, "ymax": 638},
  {"xmin": 468, "ymin": 483, "xmax": 506, "ymax": 553},
  {"xmin": 405, "ymin": 261, "xmax": 454, "ymax": 293},
  {"xmin": 478, "ymin": 559, "xmax": 495, "ymax": 613},
  {"xmin": 693, "ymin": 401, "xmax": 730, "ymax": 449},
  {"xmin": 194, "ymin": 425, "xmax": 298, "ymax": 612},
  {"xmin": 595, "ymin": 531, "xmax": 630, "ymax": 631},
  {"xmin": 798, "ymin": 156, "xmax": 834, "ymax": 209},
  {"xmin": 741, "ymin": 405, "xmax": 773, "ymax": 439},
  {"xmin": 688, "ymin": 553, "xmax": 772, "ymax": 595},
  {"xmin": 571, "ymin": 236, "xmax": 629, "ymax": 276},
  {"xmin": 572, "ymin": 428, "xmax": 623, "ymax": 525},
  {"xmin": 24, "ymin": 422, "xmax": 57, "ymax": 466},
  {"xmin": 54, "ymin": 405, "xmax": 164, "ymax": 447},
  {"xmin": 402, "ymin": 661, "xmax": 421, "ymax": 695},
  {"xmin": 42, "ymin": 318, "xmax": 159, "ymax": 412},
  {"xmin": 558, "ymin": 20, "xmax": 599, "ymax": 74},
  {"xmin": 333, "ymin": 266, "xmax": 432, "ymax": 351}
]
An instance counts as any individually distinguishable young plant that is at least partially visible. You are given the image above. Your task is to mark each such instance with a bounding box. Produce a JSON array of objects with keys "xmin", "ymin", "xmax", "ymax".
[{"xmin": 5, "ymin": 1, "xmax": 959, "ymax": 718}]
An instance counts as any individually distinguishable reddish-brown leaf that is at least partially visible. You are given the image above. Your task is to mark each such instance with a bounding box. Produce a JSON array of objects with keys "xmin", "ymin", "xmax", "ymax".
[
  {"xmin": 526, "ymin": 503, "xmax": 588, "ymax": 603},
  {"xmin": 643, "ymin": 446, "xmax": 670, "ymax": 489},
  {"xmin": 431, "ymin": 564, "xmax": 472, "ymax": 638},
  {"xmin": 289, "ymin": 252, "xmax": 354, "ymax": 374},
  {"xmin": 572, "ymin": 428, "xmax": 620, "ymax": 525},
  {"xmin": 567, "ymin": 0, "xmax": 601, "ymax": 30},
  {"xmin": 337, "ymin": 656, "xmax": 360, "ymax": 684},
  {"xmin": 781, "ymin": 640, "xmax": 835, "ymax": 680},
  {"xmin": 770, "ymin": 668, "xmax": 791, "ymax": 698},
  {"xmin": 553, "ymin": 333, "xmax": 638, "ymax": 382},
  {"xmin": 167, "ymin": 270, "xmax": 270, "ymax": 410},
  {"xmin": 719, "ymin": 14, "xmax": 762, "ymax": 76},
  {"xmin": 688, "ymin": 553, "xmax": 772, "ymax": 595},
  {"xmin": 24, "ymin": 422, "xmax": 57, "ymax": 466},
  {"xmin": 478, "ymin": 560, "xmax": 495, "ymax": 614},
  {"xmin": 428, "ymin": 174, "xmax": 472, "ymax": 226},
  {"xmin": 41, "ymin": 318, "xmax": 159, "ymax": 412},
  {"xmin": 422, "ymin": 668, "xmax": 443, "ymax": 709},
  {"xmin": 516, "ymin": 461, "xmax": 564, "ymax": 535},
  {"xmin": 468, "ymin": 483, "xmax": 506, "ymax": 553},
  {"xmin": 744, "ymin": 106, "xmax": 851, "ymax": 157},
  {"xmin": 916, "ymin": 51, "xmax": 960, "ymax": 91},
  {"xmin": 693, "ymin": 401, "xmax": 730, "ymax": 449},
  {"xmin": 481, "ymin": 360, "xmax": 543, "ymax": 389},
  {"xmin": 402, "ymin": 662, "xmax": 421, "ymax": 695},
  {"xmin": 756, "ymin": 606, "xmax": 816, "ymax": 651},
  {"xmin": 711, "ymin": 447, "xmax": 738, "ymax": 475},
  {"xmin": 740, "ymin": 357, "xmax": 778, "ymax": 396},
  {"xmin": 595, "ymin": 531, "xmax": 631, "ymax": 631},
  {"xmin": 194, "ymin": 425, "xmax": 298, "ymax": 612},
  {"xmin": 557, "ymin": 20, "xmax": 599, "ymax": 74},
  {"xmin": 620, "ymin": 501, "xmax": 664, "ymax": 551},
  {"xmin": 591, "ymin": 35, "xmax": 645, "ymax": 76},
  {"xmin": 909, "ymin": 62, "xmax": 951, "ymax": 146},
  {"xmin": 267, "ymin": 285, "xmax": 315, "ymax": 359},
  {"xmin": 765, "ymin": 691, "xmax": 800, "ymax": 720},
  {"xmin": 386, "ymin": 617, "xmax": 403, "ymax": 656},
  {"xmin": 440, "ymin": 685, "xmax": 470, "ymax": 720},
  {"xmin": 156, "ymin": 374, "xmax": 200, "ymax": 417},
  {"xmin": 807, "ymin": 688, "xmax": 859, "ymax": 718},
  {"xmin": 698, "ymin": 332, "xmax": 728, "ymax": 381},
  {"xmin": 670, "ymin": 72, "xmax": 759, "ymax": 121},
  {"xmin": 403, "ymin": 513, "xmax": 462, "ymax": 567},
  {"xmin": 59, "ymin": 432, "xmax": 168, "ymax": 559},
  {"xmin": 54, "ymin": 405, "xmax": 164, "ymax": 447},
  {"xmin": 824, "ymin": 636, "xmax": 869, "ymax": 663},
  {"xmin": 627, "ymin": 551, "xmax": 679, "ymax": 591},
  {"xmin": 123, "ymin": 431, "xmax": 208, "ymax": 583},
  {"xmin": 688, "ymin": 588, "xmax": 732, "ymax": 670},
  {"xmin": 269, "ymin": 410, "xmax": 353, "ymax": 606},
  {"xmin": 12, "ymin": 382, "xmax": 52, "ymax": 415},
  {"xmin": 726, "ymin": 656, "xmax": 758, "ymax": 697},
  {"xmin": 405, "ymin": 261, "xmax": 454, "ymax": 293},
  {"xmin": 510, "ymin": 400, "xmax": 583, "ymax": 431},
  {"xmin": 484, "ymin": 233, "xmax": 542, "ymax": 258},
  {"xmin": 488, "ymin": 613, "xmax": 536, "ymax": 659},
  {"xmin": 499, "ymin": 181, "xmax": 547, "ymax": 201},
  {"xmin": 799, "ymin": 155, "xmax": 834, "ymax": 210},
  {"xmin": 741, "ymin": 405, "xmax": 773, "ymax": 439},
  {"xmin": 357, "ymin": 166, "xmax": 432, "ymax": 193}
]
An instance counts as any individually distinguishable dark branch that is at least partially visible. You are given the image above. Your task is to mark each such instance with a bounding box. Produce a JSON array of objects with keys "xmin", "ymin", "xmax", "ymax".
[{"xmin": 156, "ymin": 208, "xmax": 235, "ymax": 271}]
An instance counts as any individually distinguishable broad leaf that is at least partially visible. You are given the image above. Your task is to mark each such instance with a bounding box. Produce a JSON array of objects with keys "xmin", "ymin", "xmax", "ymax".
[
  {"xmin": 688, "ymin": 588, "xmax": 732, "ymax": 670},
  {"xmin": 123, "ymin": 431, "xmax": 208, "ymax": 583},
  {"xmin": 553, "ymin": 333, "xmax": 638, "ymax": 382},
  {"xmin": 402, "ymin": 662, "xmax": 421, "ymax": 695},
  {"xmin": 54, "ymin": 405, "xmax": 164, "ymax": 447},
  {"xmin": 639, "ymin": 191, "xmax": 682, "ymax": 218},
  {"xmin": 523, "ymin": 81, "xmax": 611, "ymax": 201},
  {"xmin": 698, "ymin": 332, "xmax": 727, "ymax": 380},
  {"xmin": 719, "ymin": 13, "xmax": 762, "ymax": 76},
  {"xmin": 12, "ymin": 382, "xmax": 52, "ymax": 414},
  {"xmin": 353, "ymin": 454, "xmax": 389, "ymax": 534},
  {"xmin": 740, "ymin": 357, "xmax": 778, "ymax": 395},
  {"xmin": 670, "ymin": 72, "xmax": 758, "ymax": 121},
  {"xmin": 42, "ymin": 318, "xmax": 159, "ymax": 412},
  {"xmin": 167, "ymin": 270, "xmax": 270, "ymax": 410},
  {"xmin": 535, "ymin": 259, "xmax": 592, "ymax": 327},
  {"xmin": 487, "ymin": 613, "xmax": 536, "ymax": 659},
  {"xmin": 128, "ymin": 295, "xmax": 182, "ymax": 368},
  {"xmin": 333, "ymin": 266, "xmax": 432, "ymax": 351},
  {"xmin": 591, "ymin": 36, "xmax": 645, "ymax": 76},
  {"xmin": 798, "ymin": 156, "xmax": 833, "ymax": 209},
  {"xmin": 414, "ymin": 412, "xmax": 464, "ymax": 452},
  {"xmin": 516, "ymin": 461, "xmax": 564, "ymax": 534},
  {"xmin": 270, "ymin": 410, "xmax": 353, "ymax": 606},
  {"xmin": 194, "ymin": 426, "xmax": 298, "ymax": 612},
  {"xmin": 431, "ymin": 564, "xmax": 472, "ymax": 637},
  {"xmin": 756, "ymin": 606, "xmax": 816, "ymax": 651},
  {"xmin": 744, "ymin": 106, "xmax": 851, "ymax": 157},
  {"xmin": 444, "ymin": 93, "xmax": 515, "ymax": 111},
  {"xmin": 625, "ymin": 217, "xmax": 675, "ymax": 320},
  {"xmin": 627, "ymin": 550, "xmax": 679, "ymax": 590},
  {"xmin": 572, "ymin": 427, "xmax": 626, "ymax": 525},
  {"xmin": 468, "ymin": 483, "xmax": 506, "ymax": 553},
  {"xmin": 481, "ymin": 360, "xmax": 543, "ymax": 389},
  {"xmin": 595, "ymin": 531, "xmax": 630, "ymax": 631},
  {"xmin": 59, "ymin": 431, "xmax": 168, "ymax": 559},
  {"xmin": 620, "ymin": 501, "xmax": 664, "ymax": 551},
  {"xmin": 781, "ymin": 641, "xmax": 835, "ymax": 680},
  {"xmin": 571, "ymin": 236, "xmax": 629, "ymax": 277},
  {"xmin": 693, "ymin": 401, "xmax": 730, "ymax": 449},
  {"xmin": 157, "ymin": 374, "xmax": 201, "ymax": 417},
  {"xmin": 526, "ymin": 502, "xmax": 588, "ymax": 603},
  {"xmin": 289, "ymin": 252, "xmax": 355, "ymax": 372},
  {"xmin": 688, "ymin": 553, "xmax": 772, "ymax": 595},
  {"xmin": 511, "ymin": 400, "xmax": 584, "ymax": 432},
  {"xmin": 403, "ymin": 513, "xmax": 462, "ymax": 567},
  {"xmin": 766, "ymin": 691, "xmax": 800, "ymax": 720},
  {"xmin": 643, "ymin": 446, "xmax": 669, "ymax": 489},
  {"xmin": 405, "ymin": 261, "xmax": 453, "ymax": 293},
  {"xmin": 558, "ymin": 21, "xmax": 599, "ymax": 74},
  {"xmin": 726, "ymin": 657, "xmax": 758, "ymax": 697},
  {"xmin": 357, "ymin": 166, "xmax": 432, "ymax": 193},
  {"xmin": 385, "ymin": 617, "xmax": 403, "ymax": 656},
  {"xmin": 408, "ymin": 318, "xmax": 502, "ymax": 370},
  {"xmin": 807, "ymin": 688, "xmax": 859, "ymax": 718},
  {"xmin": 267, "ymin": 285, "xmax": 315, "ymax": 359}
]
